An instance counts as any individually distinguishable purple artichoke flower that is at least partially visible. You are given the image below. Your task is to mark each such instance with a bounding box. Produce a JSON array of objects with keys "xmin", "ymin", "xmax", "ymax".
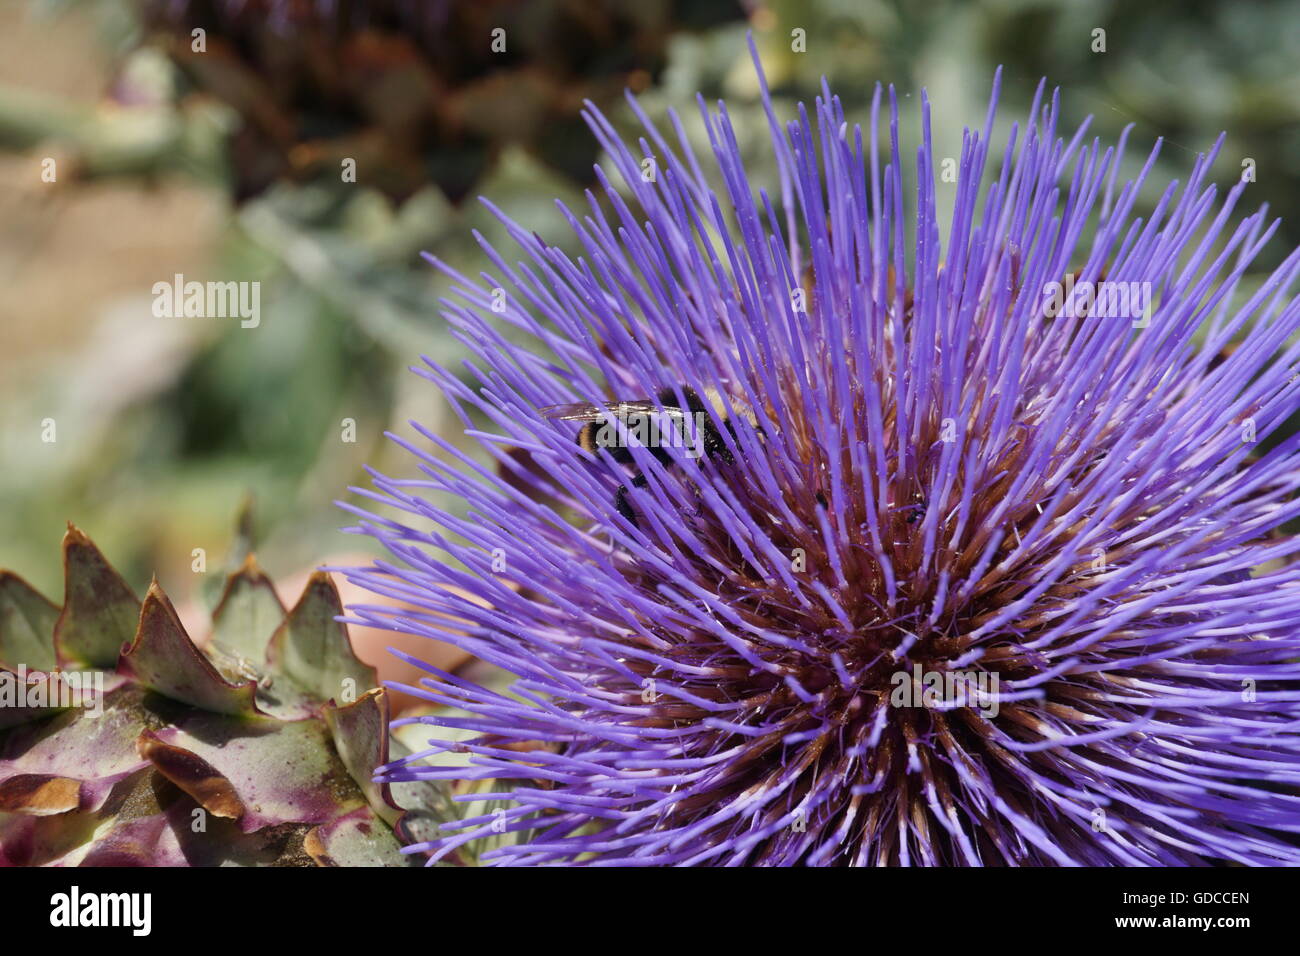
[{"xmin": 343, "ymin": 43, "xmax": 1300, "ymax": 865}]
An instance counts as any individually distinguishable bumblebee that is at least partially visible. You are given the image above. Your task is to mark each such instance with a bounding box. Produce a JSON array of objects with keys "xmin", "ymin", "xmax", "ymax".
[{"xmin": 541, "ymin": 385, "xmax": 755, "ymax": 526}]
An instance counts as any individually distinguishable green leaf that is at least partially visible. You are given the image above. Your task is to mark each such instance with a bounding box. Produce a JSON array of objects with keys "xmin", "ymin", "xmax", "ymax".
[
  {"xmin": 147, "ymin": 715, "xmax": 364, "ymax": 832},
  {"xmin": 0, "ymin": 773, "xmax": 81, "ymax": 815},
  {"xmin": 210, "ymin": 556, "xmax": 285, "ymax": 664},
  {"xmin": 0, "ymin": 800, "xmax": 101, "ymax": 866},
  {"xmin": 137, "ymin": 730, "xmax": 246, "ymax": 821},
  {"xmin": 0, "ymin": 572, "xmax": 59, "ymax": 671},
  {"xmin": 119, "ymin": 582, "xmax": 263, "ymax": 717},
  {"xmin": 0, "ymin": 682, "xmax": 146, "ymax": 808},
  {"xmin": 0, "ymin": 667, "xmax": 76, "ymax": 730},
  {"xmin": 323, "ymin": 688, "xmax": 397, "ymax": 825},
  {"xmin": 304, "ymin": 805, "xmax": 415, "ymax": 866},
  {"xmin": 202, "ymin": 494, "xmax": 258, "ymax": 613},
  {"xmin": 53, "ymin": 525, "xmax": 140, "ymax": 668},
  {"xmin": 267, "ymin": 571, "xmax": 377, "ymax": 705}
]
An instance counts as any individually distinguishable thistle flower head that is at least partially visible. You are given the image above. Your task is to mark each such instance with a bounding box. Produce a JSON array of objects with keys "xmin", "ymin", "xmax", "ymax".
[
  {"xmin": 138, "ymin": 0, "xmax": 743, "ymax": 203},
  {"xmin": 345, "ymin": 44, "xmax": 1300, "ymax": 865}
]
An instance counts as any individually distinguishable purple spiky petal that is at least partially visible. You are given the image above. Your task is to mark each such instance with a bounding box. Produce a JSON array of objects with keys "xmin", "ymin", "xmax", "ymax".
[{"xmin": 345, "ymin": 43, "xmax": 1300, "ymax": 866}]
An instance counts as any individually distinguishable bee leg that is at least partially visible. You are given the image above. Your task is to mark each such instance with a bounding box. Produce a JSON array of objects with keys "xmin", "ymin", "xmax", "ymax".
[
  {"xmin": 615, "ymin": 485, "xmax": 638, "ymax": 526},
  {"xmin": 615, "ymin": 474, "xmax": 650, "ymax": 528}
]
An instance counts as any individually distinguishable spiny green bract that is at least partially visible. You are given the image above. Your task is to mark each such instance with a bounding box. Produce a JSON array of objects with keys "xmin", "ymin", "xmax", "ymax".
[{"xmin": 0, "ymin": 524, "xmax": 439, "ymax": 866}]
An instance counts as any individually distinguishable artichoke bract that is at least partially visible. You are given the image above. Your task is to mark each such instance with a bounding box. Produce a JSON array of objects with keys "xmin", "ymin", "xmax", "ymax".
[{"xmin": 0, "ymin": 525, "xmax": 428, "ymax": 866}]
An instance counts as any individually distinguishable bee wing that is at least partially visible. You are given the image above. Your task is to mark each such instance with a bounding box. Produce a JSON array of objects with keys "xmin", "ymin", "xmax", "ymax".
[
  {"xmin": 539, "ymin": 400, "xmax": 665, "ymax": 422},
  {"xmin": 538, "ymin": 402, "xmax": 606, "ymax": 421}
]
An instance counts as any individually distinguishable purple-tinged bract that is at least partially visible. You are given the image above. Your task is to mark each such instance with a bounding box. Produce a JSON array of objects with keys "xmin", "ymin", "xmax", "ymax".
[{"xmin": 345, "ymin": 45, "xmax": 1300, "ymax": 865}]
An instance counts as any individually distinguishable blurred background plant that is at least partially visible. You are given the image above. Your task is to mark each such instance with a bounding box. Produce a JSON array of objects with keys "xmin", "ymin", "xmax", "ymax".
[{"xmin": 2, "ymin": 0, "xmax": 1297, "ymax": 620}]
